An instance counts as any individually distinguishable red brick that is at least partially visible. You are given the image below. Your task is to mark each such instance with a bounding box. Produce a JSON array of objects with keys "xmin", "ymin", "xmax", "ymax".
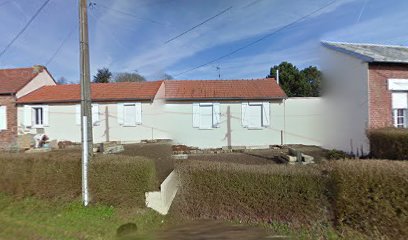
[
  {"xmin": 0, "ymin": 95, "xmax": 17, "ymax": 149},
  {"xmin": 368, "ymin": 63, "xmax": 408, "ymax": 128}
]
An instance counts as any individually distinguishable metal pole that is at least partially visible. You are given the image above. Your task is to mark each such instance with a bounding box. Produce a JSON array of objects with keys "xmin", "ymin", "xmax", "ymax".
[
  {"xmin": 82, "ymin": 116, "xmax": 89, "ymax": 206},
  {"xmin": 79, "ymin": 0, "xmax": 93, "ymax": 206}
]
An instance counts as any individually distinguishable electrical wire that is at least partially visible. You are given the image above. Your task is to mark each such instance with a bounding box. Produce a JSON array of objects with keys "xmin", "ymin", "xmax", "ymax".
[
  {"xmin": 164, "ymin": 6, "xmax": 233, "ymax": 44},
  {"xmin": 45, "ymin": 26, "xmax": 76, "ymax": 67},
  {"xmin": 92, "ymin": 2, "xmax": 166, "ymax": 25},
  {"xmin": 173, "ymin": 0, "xmax": 338, "ymax": 77},
  {"xmin": 0, "ymin": 0, "xmax": 52, "ymax": 59}
]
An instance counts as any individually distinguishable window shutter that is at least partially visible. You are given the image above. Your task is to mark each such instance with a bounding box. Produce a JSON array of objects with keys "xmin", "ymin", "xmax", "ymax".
[
  {"xmin": 24, "ymin": 105, "xmax": 32, "ymax": 127},
  {"xmin": 0, "ymin": 106, "xmax": 7, "ymax": 130},
  {"xmin": 212, "ymin": 103, "xmax": 221, "ymax": 128},
  {"xmin": 135, "ymin": 102, "xmax": 142, "ymax": 125},
  {"xmin": 392, "ymin": 92, "xmax": 408, "ymax": 109},
  {"xmin": 117, "ymin": 103, "xmax": 124, "ymax": 125},
  {"xmin": 92, "ymin": 104, "xmax": 99, "ymax": 126},
  {"xmin": 75, "ymin": 105, "xmax": 81, "ymax": 125},
  {"xmin": 43, "ymin": 105, "xmax": 49, "ymax": 126},
  {"xmin": 262, "ymin": 102, "xmax": 270, "ymax": 127},
  {"xmin": 192, "ymin": 103, "xmax": 200, "ymax": 128},
  {"xmin": 241, "ymin": 102, "xmax": 248, "ymax": 127}
]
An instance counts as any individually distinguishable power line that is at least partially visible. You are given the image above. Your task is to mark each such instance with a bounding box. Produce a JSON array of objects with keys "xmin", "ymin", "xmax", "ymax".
[
  {"xmin": 174, "ymin": 0, "xmax": 338, "ymax": 77},
  {"xmin": 0, "ymin": 0, "xmax": 51, "ymax": 59},
  {"xmin": 91, "ymin": 2, "xmax": 166, "ymax": 25},
  {"xmin": 164, "ymin": 6, "xmax": 233, "ymax": 44},
  {"xmin": 356, "ymin": 0, "xmax": 369, "ymax": 23},
  {"xmin": 45, "ymin": 26, "xmax": 76, "ymax": 67}
]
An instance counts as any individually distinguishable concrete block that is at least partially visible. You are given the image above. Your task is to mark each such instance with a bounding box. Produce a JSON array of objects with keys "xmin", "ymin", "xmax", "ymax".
[
  {"xmin": 171, "ymin": 154, "xmax": 188, "ymax": 160},
  {"xmin": 246, "ymin": 145, "xmax": 269, "ymax": 150},
  {"xmin": 103, "ymin": 144, "xmax": 124, "ymax": 154},
  {"xmin": 302, "ymin": 154, "xmax": 314, "ymax": 163}
]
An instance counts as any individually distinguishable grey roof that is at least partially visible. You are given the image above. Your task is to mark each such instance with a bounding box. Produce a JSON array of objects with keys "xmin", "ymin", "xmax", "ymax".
[{"xmin": 322, "ymin": 41, "xmax": 408, "ymax": 63}]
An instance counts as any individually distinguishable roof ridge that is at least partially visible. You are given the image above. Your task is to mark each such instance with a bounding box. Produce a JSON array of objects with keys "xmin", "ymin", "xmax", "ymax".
[
  {"xmin": 165, "ymin": 78, "xmax": 273, "ymax": 82},
  {"xmin": 322, "ymin": 41, "xmax": 408, "ymax": 49}
]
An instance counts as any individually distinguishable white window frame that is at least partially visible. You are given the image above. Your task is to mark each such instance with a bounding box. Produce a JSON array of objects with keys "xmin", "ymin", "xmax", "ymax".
[
  {"xmin": 0, "ymin": 106, "xmax": 7, "ymax": 131},
  {"xmin": 192, "ymin": 103, "xmax": 221, "ymax": 130},
  {"xmin": 32, "ymin": 106, "xmax": 44, "ymax": 127},
  {"xmin": 391, "ymin": 91, "xmax": 408, "ymax": 128},
  {"xmin": 393, "ymin": 109, "xmax": 407, "ymax": 128},
  {"xmin": 241, "ymin": 102, "xmax": 270, "ymax": 129},
  {"xmin": 117, "ymin": 102, "xmax": 142, "ymax": 127},
  {"xmin": 123, "ymin": 103, "xmax": 138, "ymax": 127}
]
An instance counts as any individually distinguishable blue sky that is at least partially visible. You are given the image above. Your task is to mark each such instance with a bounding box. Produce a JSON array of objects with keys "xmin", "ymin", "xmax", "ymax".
[{"xmin": 0, "ymin": 0, "xmax": 407, "ymax": 83}]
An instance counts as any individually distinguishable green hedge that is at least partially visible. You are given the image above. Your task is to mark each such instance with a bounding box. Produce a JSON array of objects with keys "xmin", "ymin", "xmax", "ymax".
[
  {"xmin": 331, "ymin": 160, "xmax": 408, "ymax": 238},
  {"xmin": 367, "ymin": 128, "xmax": 408, "ymax": 160},
  {"xmin": 0, "ymin": 151, "xmax": 156, "ymax": 207},
  {"xmin": 175, "ymin": 160, "xmax": 408, "ymax": 238},
  {"xmin": 89, "ymin": 155, "xmax": 156, "ymax": 207},
  {"xmin": 175, "ymin": 161, "xmax": 329, "ymax": 226}
]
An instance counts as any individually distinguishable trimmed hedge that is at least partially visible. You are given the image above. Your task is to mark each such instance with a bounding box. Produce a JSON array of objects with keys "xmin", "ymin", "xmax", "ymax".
[
  {"xmin": 89, "ymin": 155, "xmax": 156, "ymax": 207},
  {"xmin": 331, "ymin": 160, "xmax": 408, "ymax": 239},
  {"xmin": 0, "ymin": 151, "xmax": 156, "ymax": 207},
  {"xmin": 175, "ymin": 161, "xmax": 329, "ymax": 226},
  {"xmin": 175, "ymin": 160, "xmax": 408, "ymax": 239},
  {"xmin": 367, "ymin": 128, "xmax": 408, "ymax": 160}
]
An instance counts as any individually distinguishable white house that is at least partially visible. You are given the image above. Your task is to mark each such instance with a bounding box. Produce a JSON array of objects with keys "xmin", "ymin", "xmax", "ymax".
[
  {"xmin": 321, "ymin": 41, "xmax": 408, "ymax": 154},
  {"xmin": 15, "ymin": 77, "xmax": 324, "ymax": 148}
]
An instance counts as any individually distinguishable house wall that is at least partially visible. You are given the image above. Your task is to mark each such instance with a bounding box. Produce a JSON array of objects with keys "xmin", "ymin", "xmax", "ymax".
[
  {"xmin": 320, "ymin": 47, "xmax": 370, "ymax": 154},
  {"xmin": 17, "ymin": 101, "xmax": 170, "ymax": 143},
  {"xmin": 368, "ymin": 63, "xmax": 408, "ymax": 128},
  {"xmin": 0, "ymin": 95, "xmax": 17, "ymax": 148},
  {"xmin": 16, "ymin": 69, "xmax": 56, "ymax": 98},
  {"xmin": 16, "ymin": 97, "xmax": 323, "ymax": 148}
]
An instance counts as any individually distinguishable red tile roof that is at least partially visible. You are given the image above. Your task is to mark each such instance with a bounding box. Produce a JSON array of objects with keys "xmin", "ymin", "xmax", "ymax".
[
  {"xmin": 17, "ymin": 81, "xmax": 163, "ymax": 104},
  {"xmin": 0, "ymin": 67, "xmax": 41, "ymax": 94},
  {"xmin": 164, "ymin": 78, "xmax": 286, "ymax": 100}
]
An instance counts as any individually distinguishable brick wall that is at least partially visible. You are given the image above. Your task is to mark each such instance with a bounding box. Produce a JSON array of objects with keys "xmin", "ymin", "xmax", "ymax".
[
  {"xmin": 368, "ymin": 63, "xmax": 408, "ymax": 129},
  {"xmin": 0, "ymin": 95, "xmax": 17, "ymax": 149}
]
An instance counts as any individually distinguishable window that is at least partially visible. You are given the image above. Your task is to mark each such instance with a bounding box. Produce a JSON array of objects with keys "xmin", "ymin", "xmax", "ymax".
[
  {"xmin": 0, "ymin": 106, "xmax": 6, "ymax": 130},
  {"xmin": 241, "ymin": 102, "xmax": 270, "ymax": 129},
  {"xmin": 392, "ymin": 92, "xmax": 408, "ymax": 128},
  {"xmin": 123, "ymin": 103, "xmax": 137, "ymax": 126},
  {"xmin": 24, "ymin": 105, "xmax": 49, "ymax": 128},
  {"xmin": 33, "ymin": 107, "xmax": 43, "ymax": 126},
  {"xmin": 117, "ymin": 103, "xmax": 142, "ymax": 126},
  {"xmin": 393, "ymin": 109, "xmax": 407, "ymax": 128},
  {"xmin": 192, "ymin": 103, "xmax": 220, "ymax": 129}
]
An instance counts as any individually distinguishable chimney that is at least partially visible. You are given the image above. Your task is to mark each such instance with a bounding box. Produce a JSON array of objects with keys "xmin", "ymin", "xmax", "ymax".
[{"xmin": 32, "ymin": 65, "xmax": 45, "ymax": 74}]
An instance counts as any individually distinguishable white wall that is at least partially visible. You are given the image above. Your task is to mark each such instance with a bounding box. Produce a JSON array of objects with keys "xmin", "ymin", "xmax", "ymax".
[
  {"xmin": 17, "ymin": 97, "xmax": 324, "ymax": 148},
  {"xmin": 16, "ymin": 70, "xmax": 56, "ymax": 98},
  {"xmin": 17, "ymin": 101, "xmax": 170, "ymax": 143},
  {"xmin": 320, "ymin": 47, "xmax": 370, "ymax": 154}
]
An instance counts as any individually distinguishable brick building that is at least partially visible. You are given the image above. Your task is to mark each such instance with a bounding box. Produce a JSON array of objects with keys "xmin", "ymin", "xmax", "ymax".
[
  {"xmin": 0, "ymin": 66, "xmax": 55, "ymax": 149},
  {"xmin": 322, "ymin": 42, "xmax": 408, "ymax": 154}
]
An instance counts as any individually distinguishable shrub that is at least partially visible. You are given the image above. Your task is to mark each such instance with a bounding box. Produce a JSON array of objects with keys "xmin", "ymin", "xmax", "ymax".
[
  {"xmin": 331, "ymin": 160, "xmax": 408, "ymax": 238},
  {"xmin": 367, "ymin": 128, "xmax": 408, "ymax": 160},
  {"xmin": 89, "ymin": 155, "xmax": 156, "ymax": 207},
  {"xmin": 0, "ymin": 151, "xmax": 156, "ymax": 207},
  {"xmin": 175, "ymin": 161, "xmax": 329, "ymax": 226}
]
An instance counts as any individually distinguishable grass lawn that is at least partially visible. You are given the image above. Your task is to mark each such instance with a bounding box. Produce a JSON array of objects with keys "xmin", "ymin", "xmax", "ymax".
[{"xmin": 0, "ymin": 193, "xmax": 165, "ymax": 240}]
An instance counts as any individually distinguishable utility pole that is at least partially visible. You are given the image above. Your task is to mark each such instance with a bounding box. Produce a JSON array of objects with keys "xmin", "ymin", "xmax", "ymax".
[{"xmin": 79, "ymin": 0, "xmax": 93, "ymax": 206}]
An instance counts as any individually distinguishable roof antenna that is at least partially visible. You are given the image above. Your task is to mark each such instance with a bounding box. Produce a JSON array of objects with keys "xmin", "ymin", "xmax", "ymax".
[{"xmin": 216, "ymin": 66, "xmax": 221, "ymax": 80}]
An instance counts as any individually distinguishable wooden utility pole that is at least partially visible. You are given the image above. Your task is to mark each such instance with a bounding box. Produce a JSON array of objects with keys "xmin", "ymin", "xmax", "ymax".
[{"xmin": 79, "ymin": 0, "xmax": 93, "ymax": 206}]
